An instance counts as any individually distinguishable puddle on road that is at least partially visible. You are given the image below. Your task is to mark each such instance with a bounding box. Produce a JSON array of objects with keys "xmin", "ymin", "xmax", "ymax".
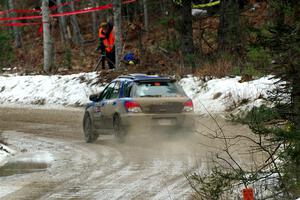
[{"xmin": 0, "ymin": 162, "xmax": 48, "ymax": 177}]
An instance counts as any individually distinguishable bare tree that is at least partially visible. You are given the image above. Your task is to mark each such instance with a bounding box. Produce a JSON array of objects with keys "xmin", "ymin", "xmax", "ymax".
[
  {"xmin": 42, "ymin": 0, "xmax": 53, "ymax": 73},
  {"xmin": 56, "ymin": 0, "xmax": 69, "ymax": 44},
  {"xmin": 8, "ymin": 0, "xmax": 22, "ymax": 48},
  {"xmin": 90, "ymin": 0, "xmax": 99, "ymax": 38},
  {"xmin": 187, "ymin": 111, "xmax": 292, "ymax": 199},
  {"xmin": 142, "ymin": 0, "xmax": 149, "ymax": 33},
  {"xmin": 68, "ymin": 0, "xmax": 84, "ymax": 45},
  {"xmin": 113, "ymin": 0, "xmax": 122, "ymax": 69}
]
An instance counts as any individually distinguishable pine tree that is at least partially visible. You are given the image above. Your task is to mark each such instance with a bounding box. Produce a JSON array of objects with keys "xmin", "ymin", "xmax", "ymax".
[
  {"xmin": 218, "ymin": 0, "xmax": 240, "ymax": 51},
  {"xmin": 180, "ymin": 0, "xmax": 195, "ymax": 70}
]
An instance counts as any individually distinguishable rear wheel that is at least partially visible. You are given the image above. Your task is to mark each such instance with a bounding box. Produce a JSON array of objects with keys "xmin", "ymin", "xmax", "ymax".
[
  {"xmin": 83, "ymin": 112, "xmax": 99, "ymax": 143},
  {"xmin": 113, "ymin": 116, "xmax": 126, "ymax": 142}
]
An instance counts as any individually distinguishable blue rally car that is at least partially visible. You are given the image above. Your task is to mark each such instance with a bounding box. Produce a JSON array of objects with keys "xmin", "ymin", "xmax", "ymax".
[{"xmin": 83, "ymin": 74, "xmax": 195, "ymax": 143}]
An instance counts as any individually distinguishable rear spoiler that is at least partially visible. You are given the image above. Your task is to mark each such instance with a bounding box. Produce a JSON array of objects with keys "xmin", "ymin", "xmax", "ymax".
[{"xmin": 134, "ymin": 78, "xmax": 176, "ymax": 83}]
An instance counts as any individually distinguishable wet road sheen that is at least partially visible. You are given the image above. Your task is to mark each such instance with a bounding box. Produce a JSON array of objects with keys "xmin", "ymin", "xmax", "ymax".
[{"xmin": 0, "ymin": 107, "xmax": 253, "ymax": 200}]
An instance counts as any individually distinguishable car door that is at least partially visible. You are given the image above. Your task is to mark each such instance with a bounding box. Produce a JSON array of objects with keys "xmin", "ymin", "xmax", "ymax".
[
  {"xmin": 102, "ymin": 81, "xmax": 121, "ymax": 129},
  {"xmin": 92, "ymin": 82, "xmax": 115, "ymax": 129},
  {"xmin": 100, "ymin": 82, "xmax": 119, "ymax": 129}
]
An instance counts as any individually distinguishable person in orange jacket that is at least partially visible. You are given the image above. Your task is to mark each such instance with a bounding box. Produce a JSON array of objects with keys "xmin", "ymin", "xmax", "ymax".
[
  {"xmin": 96, "ymin": 22, "xmax": 108, "ymax": 69},
  {"xmin": 96, "ymin": 21, "xmax": 115, "ymax": 69}
]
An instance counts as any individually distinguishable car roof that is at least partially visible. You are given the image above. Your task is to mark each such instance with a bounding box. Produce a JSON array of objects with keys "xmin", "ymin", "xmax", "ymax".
[{"xmin": 116, "ymin": 74, "xmax": 173, "ymax": 82}]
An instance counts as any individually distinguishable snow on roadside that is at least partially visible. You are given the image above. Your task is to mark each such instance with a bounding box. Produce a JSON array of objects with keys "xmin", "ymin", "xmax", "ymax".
[
  {"xmin": 179, "ymin": 75, "xmax": 280, "ymax": 114},
  {"xmin": 0, "ymin": 72, "xmax": 282, "ymax": 114},
  {"xmin": 0, "ymin": 143, "xmax": 16, "ymax": 167},
  {"xmin": 0, "ymin": 72, "xmax": 105, "ymax": 107}
]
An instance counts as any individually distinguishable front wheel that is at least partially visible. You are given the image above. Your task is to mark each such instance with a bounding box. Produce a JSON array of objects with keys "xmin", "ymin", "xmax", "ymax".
[
  {"xmin": 113, "ymin": 116, "xmax": 126, "ymax": 142},
  {"xmin": 83, "ymin": 112, "xmax": 99, "ymax": 143}
]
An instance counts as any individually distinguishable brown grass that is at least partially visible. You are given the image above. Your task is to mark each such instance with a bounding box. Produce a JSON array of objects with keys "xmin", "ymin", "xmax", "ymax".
[{"xmin": 195, "ymin": 57, "xmax": 234, "ymax": 78}]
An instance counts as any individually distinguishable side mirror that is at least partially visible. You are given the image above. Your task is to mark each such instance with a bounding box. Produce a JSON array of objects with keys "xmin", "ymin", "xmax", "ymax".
[{"xmin": 89, "ymin": 94, "xmax": 100, "ymax": 102}]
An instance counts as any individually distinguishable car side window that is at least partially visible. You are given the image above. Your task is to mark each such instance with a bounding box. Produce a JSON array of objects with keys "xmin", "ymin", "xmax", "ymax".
[
  {"xmin": 123, "ymin": 81, "xmax": 133, "ymax": 97},
  {"xmin": 102, "ymin": 82, "xmax": 116, "ymax": 100},
  {"xmin": 111, "ymin": 81, "xmax": 120, "ymax": 99}
]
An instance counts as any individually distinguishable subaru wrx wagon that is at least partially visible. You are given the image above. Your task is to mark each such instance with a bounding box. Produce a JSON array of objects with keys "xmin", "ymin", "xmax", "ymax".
[{"xmin": 83, "ymin": 74, "xmax": 195, "ymax": 143}]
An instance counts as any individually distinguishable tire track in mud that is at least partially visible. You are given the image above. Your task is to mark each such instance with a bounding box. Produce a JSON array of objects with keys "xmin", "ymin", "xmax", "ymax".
[
  {"xmin": 0, "ymin": 107, "xmax": 255, "ymax": 199},
  {"xmin": 41, "ymin": 137, "xmax": 199, "ymax": 200},
  {"xmin": 0, "ymin": 132, "xmax": 127, "ymax": 200},
  {"xmin": 1, "ymin": 131, "xmax": 199, "ymax": 200}
]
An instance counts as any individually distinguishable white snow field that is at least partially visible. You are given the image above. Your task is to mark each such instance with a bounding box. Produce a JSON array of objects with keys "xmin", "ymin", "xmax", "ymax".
[
  {"xmin": 0, "ymin": 73, "xmax": 280, "ymax": 114},
  {"xmin": 179, "ymin": 75, "xmax": 281, "ymax": 114},
  {"xmin": 0, "ymin": 72, "xmax": 104, "ymax": 107}
]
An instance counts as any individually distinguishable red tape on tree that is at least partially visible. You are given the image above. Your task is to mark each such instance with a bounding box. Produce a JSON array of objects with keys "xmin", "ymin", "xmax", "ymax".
[
  {"xmin": 0, "ymin": 0, "xmax": 82, "ymax": 15},
  {"xmin": 0, "ymin": 0, "xmax": 136, "ymax": 24}
]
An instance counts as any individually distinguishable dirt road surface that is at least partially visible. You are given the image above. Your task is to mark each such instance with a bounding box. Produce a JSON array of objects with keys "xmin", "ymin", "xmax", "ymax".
[{"xmin": 0, "ymin": 107, "xmax": 254, "ymax": 200}]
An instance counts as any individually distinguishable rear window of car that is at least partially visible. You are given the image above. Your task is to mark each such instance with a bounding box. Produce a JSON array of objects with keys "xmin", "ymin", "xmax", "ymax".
[{"xmin": 132, "ymin": 81, "xmax": 186, "ymax": 97}]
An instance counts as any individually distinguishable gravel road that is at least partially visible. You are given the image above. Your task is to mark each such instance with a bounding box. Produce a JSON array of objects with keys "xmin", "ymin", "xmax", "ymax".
[{"xmin": 0, "ymin": 107, "xmax": 254, "ymax": 200}]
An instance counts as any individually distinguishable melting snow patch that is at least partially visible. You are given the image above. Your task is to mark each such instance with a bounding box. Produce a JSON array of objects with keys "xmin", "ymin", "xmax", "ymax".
[
  {"xmin": 0, "ymin": 144, "xmax": 16, "ymax": 167},
  {"xmin": 179, "ymin": 75, "xmax": 282, "ymax": 114},
  {"xmin": 0, "ymin": 72, "xmax": 105, "ymax": 107},
  {"xmin": 0, "ymin": 186, "xmax": 24, "ymax": 199},
  {"xmin": 10, "ymin": 151, "xmax": 54, "ymax": 163},
  {"xmin": 0, "ymin": 72, "xmax": 284, "ymax": 114}
]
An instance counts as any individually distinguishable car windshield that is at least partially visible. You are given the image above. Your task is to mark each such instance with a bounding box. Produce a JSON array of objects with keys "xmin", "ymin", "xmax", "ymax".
[{"xmin": 133, "ymin": 82, "xmax": 186, "ymax": 97}]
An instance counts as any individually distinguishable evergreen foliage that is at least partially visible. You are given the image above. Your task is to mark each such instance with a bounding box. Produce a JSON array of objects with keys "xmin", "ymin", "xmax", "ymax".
[
  {"xmin": 0, "ymin": 31, "xmax": 13, "ymax": 70},
  {"xmin": 189, "ymin": 1, "xmax": 300, "ymax": 197}
]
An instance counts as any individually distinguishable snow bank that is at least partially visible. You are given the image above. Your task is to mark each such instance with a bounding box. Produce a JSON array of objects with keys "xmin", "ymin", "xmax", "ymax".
[
  {"xmin": 0, "ymin": 144, "xmax": 16, "ymax": 167},
  {"xmin": 179, "ymin": 75, "xmax": 280, "ymax": 114},
  {"xmin": 0, "ymin": 72, "xmax": 105, "ymax": 107},
  {"xmin": 0, "ymin": 73, "xmax": 281, "ymax": 114}
]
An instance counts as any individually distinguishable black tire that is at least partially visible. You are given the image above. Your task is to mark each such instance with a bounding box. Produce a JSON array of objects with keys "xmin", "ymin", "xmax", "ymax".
[
  {"xmin": 83, "ymin": 112, "xmax": 98, "ymax": 143},
  {"xmin": 113, "ymin": 116, "xmax": 126, "ymax": 142}
]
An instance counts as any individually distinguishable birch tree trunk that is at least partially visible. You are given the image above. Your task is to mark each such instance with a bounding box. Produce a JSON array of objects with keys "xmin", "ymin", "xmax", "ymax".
[
  {"xmin": 142, "ymin": 0, "xmax": 149, "ymax": 33},
  {"xmin": 113, "ymin": 0, "xmax": 122, "ymax": 69},
  {"xmin": 42, "ymin": 0, "xmax": 53, "ymax": 73},
  {"xmin": 8, "ymin": 0, "xmax": 22, "ymax": 48},
  {"xmin": 68, "ymin": 0, "xmax": 84, "ymax": 45},
  {"xmin": 56, "ymin": 0, "xmax": 69, "ymax": 43}
]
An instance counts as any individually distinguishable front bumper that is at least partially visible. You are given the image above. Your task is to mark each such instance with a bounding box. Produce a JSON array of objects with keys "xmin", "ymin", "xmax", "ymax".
[{"xmin": 120, "ymin": 112, "xmax": 195, "ymax": 131}]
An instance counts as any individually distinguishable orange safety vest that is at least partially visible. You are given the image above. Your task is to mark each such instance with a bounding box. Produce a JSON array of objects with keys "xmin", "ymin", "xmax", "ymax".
[{"xmin": 103, "ymin": 27, "xmax": 115, "ymax": 53}]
